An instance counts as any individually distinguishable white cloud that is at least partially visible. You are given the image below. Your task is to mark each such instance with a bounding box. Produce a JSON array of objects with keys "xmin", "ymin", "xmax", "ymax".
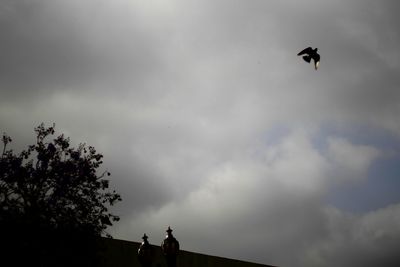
[
  {"xmin": 327, "ymin": 137, "xmax": 382, "ymax": 183},
  {"xmin": 304, "ymin": 204, "xmax": 400, "ymax": 267},
  {"xmin": 113, "ymin": 129, "xmax": 385, "ymax": 267}
]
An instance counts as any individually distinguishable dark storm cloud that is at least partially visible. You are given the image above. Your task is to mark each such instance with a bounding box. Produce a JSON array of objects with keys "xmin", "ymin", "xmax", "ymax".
[
  {"xmin": 0, "ymin": 0, "xmax": 164, "ymax": 101},
  {"xmin": 2, "ymin": 1, "xmax": 400, "ymax": 267}
]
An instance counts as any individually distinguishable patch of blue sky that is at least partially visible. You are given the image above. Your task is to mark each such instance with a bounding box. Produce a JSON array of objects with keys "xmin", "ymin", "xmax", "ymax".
[
  {"xmin": 262, "ymin": 123, "xmax": 292, "ymax": 147},
  {"xmin": 326, "ymin": 153, "xmax": 400, "ymax": 213},
  {"xmin": 262, "ymin": 122, "xmax": 400, "ymax": 213},
  {"xmin": 314, "ymin": 122, "xmax": 400, "ymax": 213},
  {"xmin": 312, "ymin": 121, "xmax": 400, "ymax": 152}
]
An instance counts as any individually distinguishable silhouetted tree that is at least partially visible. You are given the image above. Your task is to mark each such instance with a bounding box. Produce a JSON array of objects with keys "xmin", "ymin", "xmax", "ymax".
[{"xmin": 0, "ymin": 123, "xmax": 121, "ymax": 266}]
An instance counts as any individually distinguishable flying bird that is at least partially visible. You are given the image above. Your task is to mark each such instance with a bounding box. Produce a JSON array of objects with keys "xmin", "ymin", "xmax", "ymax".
[{"xmin": 297, "ymin": 47, "xmax": 320, "ymax": 70}]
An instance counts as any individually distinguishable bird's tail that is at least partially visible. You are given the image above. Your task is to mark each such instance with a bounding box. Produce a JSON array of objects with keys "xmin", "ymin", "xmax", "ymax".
[{"xmin": 302, "ymin": 55, "xmax": 311, "ymax": 63}]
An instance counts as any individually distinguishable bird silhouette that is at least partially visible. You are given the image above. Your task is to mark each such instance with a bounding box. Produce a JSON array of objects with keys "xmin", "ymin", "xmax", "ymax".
[{"xmin": 297, "ymin": 47, "xmax": 320, "ymax": 70}]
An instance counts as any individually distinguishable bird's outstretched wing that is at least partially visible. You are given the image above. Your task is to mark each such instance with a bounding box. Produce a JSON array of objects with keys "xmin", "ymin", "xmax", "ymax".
[{"xmin": 297, "ymin": 47, "xmax": 312, "ymax": 56}]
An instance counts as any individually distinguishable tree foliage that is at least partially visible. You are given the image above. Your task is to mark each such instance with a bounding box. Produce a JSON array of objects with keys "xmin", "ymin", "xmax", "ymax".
[{"xmin": 0, "ymin": 123, "xmax": 121, "ymax": 266}]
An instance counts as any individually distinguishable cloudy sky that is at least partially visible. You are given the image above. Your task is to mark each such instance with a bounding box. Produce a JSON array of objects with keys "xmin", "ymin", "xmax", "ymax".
[{"xmin": 1, "ymin": 0, "xmax": 400, "ymax": 266}]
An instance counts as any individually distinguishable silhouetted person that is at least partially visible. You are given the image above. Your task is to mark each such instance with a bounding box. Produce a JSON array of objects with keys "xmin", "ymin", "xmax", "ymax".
[{"xmin": 298, "ymin": 47, "xmax": 320, "ymax": 70}]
